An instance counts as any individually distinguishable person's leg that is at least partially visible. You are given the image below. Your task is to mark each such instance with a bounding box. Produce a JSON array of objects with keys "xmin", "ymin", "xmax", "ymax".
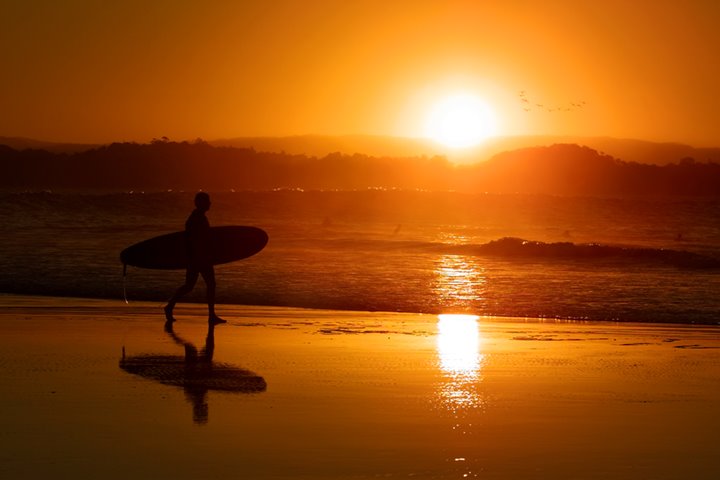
[
  {"xmin": 165, "ymin": 268, "xmax": 199, "ymax": 322},
  {"xmin": 200, "ymin": 266, "xmax": 225, "ymax": 324}
]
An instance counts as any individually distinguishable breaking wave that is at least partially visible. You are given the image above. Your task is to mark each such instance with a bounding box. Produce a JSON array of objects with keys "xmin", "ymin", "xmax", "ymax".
[
  {"xmin": 469, "ymin": 237, "xmax": 720, "ymax": 269},
  {"xmin": 324, "ymin": 237, "xmax": 720, "ymax": 270}
]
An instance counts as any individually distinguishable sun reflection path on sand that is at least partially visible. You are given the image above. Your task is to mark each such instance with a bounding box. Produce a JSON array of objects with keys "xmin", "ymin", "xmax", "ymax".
[{"xmin": 436, "ymin": 314, "xmax": 485, "ymax": 413}]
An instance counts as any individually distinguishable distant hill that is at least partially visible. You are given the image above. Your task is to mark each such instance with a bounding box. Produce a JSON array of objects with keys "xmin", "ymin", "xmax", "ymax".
[
  {"xmin": 1, "ymin": 140, "xmax": 718, "ymax": 196},
  {"xmin": 536, "ymin": 136, "xmax": 720, "ymax": 166},
  {"xmin": 0, "ymin": 136, "xmax": 98, "ymax": 153},
  {"xmin": 212, "ymin": 134, "xmax": 720, "ymax": 166},
  {"xmin": 465, "ymin": 144, "xmax": 720, "ymax": 196},
  {"xmin": 211, "ymin": 135, "xmax": 443, "ymax": 160},
  {"xmin": 3, "ymin": 134, "xmax": 720, "ymax": 165}
]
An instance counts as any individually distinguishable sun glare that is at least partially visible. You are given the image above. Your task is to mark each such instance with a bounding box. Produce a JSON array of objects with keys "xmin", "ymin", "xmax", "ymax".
[
  {"xmin": 436, "ymin": 314, "xmax": 484, "ymax": 411},
  {"xmin": 425, "ymin": 94, "xmax": 497, "ymax": 149}
]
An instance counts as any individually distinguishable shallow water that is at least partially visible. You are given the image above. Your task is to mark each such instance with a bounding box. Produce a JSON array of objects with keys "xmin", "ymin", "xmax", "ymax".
[{"xmin": 0, "ymin": 190, "xmax": 718, "ymax": 323}]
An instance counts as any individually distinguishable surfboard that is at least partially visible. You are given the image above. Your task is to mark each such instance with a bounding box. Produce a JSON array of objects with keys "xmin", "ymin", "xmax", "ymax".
[{"xmin": 120, "ymin": 225, "xmax": 268, "ymax": 270}]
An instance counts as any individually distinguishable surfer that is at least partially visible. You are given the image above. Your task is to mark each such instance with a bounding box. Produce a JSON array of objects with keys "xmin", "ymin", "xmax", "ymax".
[{"xmin": 165, "ymin": 192, "xmax": 226, "ymax": 325}]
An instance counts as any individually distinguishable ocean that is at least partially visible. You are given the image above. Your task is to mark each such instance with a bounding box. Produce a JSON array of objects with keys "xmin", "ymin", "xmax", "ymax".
[{"xmin": 1, "ymin": 190, "xmax": 718, "ymax": 324}]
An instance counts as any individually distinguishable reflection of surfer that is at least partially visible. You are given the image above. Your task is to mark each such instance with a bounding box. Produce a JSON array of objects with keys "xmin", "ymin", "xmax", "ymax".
[
  {"xmin": 120, "ymin": 323, "xmax": 267, "ymax": 425},
  {"xmin": 165, "ymin": 192, "xmax": 226, "ymax": 325},
  {"xmin": 165, "ymin": 322, "xmax": 216, "ymax": 424}
]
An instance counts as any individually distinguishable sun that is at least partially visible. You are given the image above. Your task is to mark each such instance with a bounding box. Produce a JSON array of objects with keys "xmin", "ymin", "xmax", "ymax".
[{"xmin": 425, "ymin": 93, "xmax": 497, "ymax": 148}]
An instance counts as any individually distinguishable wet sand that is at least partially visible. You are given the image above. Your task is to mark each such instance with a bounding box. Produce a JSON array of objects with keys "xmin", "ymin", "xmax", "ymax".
[{"xmin": 1, "ymin": 294, "xmax": 719, "ymax": 479}]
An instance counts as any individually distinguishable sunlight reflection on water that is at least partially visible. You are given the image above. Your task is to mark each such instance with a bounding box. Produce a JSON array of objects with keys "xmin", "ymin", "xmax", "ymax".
[
  {"xmin": 436, "ymin": 314, "xmax": 485, "ymax": 413},
  {"xmin": 433, "ymin": 255, "xmax": 486, "ymax": 308}
]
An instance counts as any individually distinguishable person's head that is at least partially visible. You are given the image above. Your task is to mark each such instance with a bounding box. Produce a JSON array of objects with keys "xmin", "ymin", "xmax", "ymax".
[{"xmin": 194, "ymin": 192, "xmax": 211, "ymax": 211}]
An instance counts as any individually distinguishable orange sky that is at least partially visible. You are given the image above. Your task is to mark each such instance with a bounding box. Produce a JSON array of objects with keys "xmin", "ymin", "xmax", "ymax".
[{"xmin": 2, "ymin": 0, "xmax": 719, "ymax": 146}]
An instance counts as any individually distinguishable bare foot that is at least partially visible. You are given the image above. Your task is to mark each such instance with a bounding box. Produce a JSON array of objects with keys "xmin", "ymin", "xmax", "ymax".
[{"xmin": 209, "ymin": 315, "xmax": 227, "ymax": 325}]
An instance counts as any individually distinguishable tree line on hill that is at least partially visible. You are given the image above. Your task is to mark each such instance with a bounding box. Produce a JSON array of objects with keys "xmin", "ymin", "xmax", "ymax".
[{"xmin": 1, "ymin": 139, "xmax": 718, "ymax": 196}]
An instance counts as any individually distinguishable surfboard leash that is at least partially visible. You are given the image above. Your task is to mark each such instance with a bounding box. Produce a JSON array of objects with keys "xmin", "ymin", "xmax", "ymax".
[{"xmin": 122, "ymin": 263, "xmax": 129, "ymax": 304}]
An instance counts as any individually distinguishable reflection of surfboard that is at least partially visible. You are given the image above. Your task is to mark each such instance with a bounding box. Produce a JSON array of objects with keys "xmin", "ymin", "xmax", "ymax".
[
  {"xmin": 120, "ymin": 226, "xmax": 268, "ymax": 270},
  {"xmin": 119, "ymin": 354, "xmax": 267, "ymax": 392}
]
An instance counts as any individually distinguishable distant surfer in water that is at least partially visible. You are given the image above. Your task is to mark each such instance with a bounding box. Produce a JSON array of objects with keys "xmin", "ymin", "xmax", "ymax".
[{"xmin": 165, "ymin": 192, "xmax": 226, "ymax": 325}]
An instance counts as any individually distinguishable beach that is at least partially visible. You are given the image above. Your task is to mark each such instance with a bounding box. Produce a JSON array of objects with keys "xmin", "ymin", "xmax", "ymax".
[{"xmin": 1, "ymin": 294, "xmax": 719, "ymax": 479}]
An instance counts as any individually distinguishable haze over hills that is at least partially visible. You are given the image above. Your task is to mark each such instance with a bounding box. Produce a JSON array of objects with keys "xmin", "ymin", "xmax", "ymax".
[
  {"xmin": 211, "ymin": 135, "xmax": 720, "ymax": 166},
  {"xmin": 0, "ymin": 136, "xmax": 98, "ymax": 153},
  {"xmin": 3, "ymin": 134, "xmax": 720, "ymax": 166}
]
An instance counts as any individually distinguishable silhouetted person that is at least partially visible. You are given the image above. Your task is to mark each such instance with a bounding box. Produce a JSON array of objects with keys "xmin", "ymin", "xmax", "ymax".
[{"xmin": 165, "ymin": 192, "xmax": 226, "ymax": 325}]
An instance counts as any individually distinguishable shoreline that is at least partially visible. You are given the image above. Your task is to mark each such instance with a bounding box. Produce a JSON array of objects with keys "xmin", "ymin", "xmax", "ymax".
[{"xmin": 2, "ymin": 291, "xmax": 719, "ymax": 327}]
